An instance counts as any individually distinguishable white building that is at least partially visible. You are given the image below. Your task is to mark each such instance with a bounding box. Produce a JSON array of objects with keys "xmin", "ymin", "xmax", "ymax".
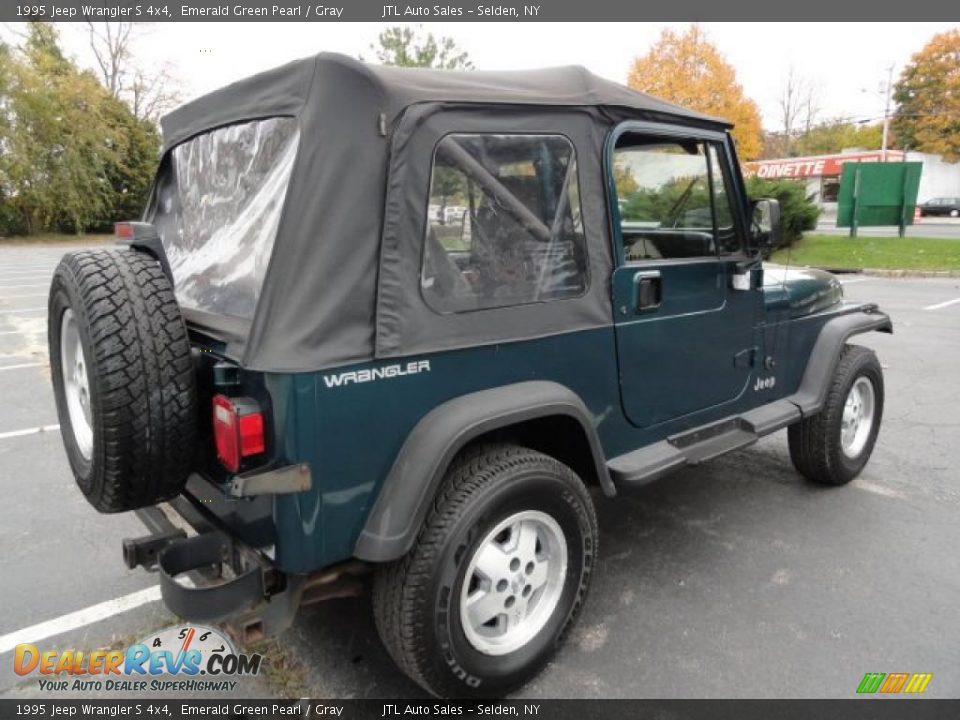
[{"xmin": 744, "ymin": 148, "xmax": 960, "ymax": 215}]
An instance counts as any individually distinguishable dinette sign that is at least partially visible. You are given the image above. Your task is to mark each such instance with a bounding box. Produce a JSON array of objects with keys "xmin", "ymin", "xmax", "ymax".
[{"xmin": 745, "ymin": 151, "xmax": 906, "ymax": 179}]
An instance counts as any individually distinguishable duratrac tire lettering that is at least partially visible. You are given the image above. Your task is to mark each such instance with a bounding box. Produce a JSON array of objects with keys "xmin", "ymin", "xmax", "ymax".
[{"xmin": 372, "ymin": 443, "xmax": 597, "ymax": 698}]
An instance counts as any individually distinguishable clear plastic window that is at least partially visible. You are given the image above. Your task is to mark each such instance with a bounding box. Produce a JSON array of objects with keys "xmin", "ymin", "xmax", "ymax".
[
  {"xmin": 153, "ymin": 117, "xmax": 300, "ymax": 319},
  {"xmin": 422, "ymin": 134, "xmax": 588, "ymax": 313}
]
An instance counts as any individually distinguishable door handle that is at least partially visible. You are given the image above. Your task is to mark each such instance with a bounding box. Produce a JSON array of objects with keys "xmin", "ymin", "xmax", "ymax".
[{"xmin": 633, "ymin": 270, "xmax": 662, "ymax": 311}]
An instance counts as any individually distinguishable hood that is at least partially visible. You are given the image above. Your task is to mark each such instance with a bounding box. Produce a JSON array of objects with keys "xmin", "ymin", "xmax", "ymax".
[{"xmin": 762, "ymin": 264, "xmax": 844, "ymax": 318}]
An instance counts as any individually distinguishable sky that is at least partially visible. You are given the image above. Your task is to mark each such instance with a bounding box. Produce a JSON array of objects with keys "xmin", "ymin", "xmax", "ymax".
[{"xmin": 11, "ymin": 22, "xmax": 960, "ymax": 131}]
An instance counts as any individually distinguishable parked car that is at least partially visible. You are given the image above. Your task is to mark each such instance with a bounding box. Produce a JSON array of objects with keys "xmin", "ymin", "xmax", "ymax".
[
  {"xmin": 919, "ymin": 197, "xmax": 960, "ymax": 218},
  {"xmin": 48, "ymin": 53, "xmax": 891, "ymax": 699}
]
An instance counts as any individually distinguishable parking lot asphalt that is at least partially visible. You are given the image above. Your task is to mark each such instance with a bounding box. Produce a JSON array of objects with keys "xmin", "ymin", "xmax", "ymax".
[{"xmin": 1, "ymin": 242, "xmax": 958, "ymax": 700}]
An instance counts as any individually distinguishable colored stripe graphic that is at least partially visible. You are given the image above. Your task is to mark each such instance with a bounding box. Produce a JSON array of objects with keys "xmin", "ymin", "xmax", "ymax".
[
  {"xmin": 857, "ymin": 673, "xmax": 886, "ymax": 694},
  {"xmin": 857, "ymin": 672, "xmax": 932, "ymax": 694},
  {"xmin": 880, "ymin": 673, "xmax": 909, "ymax": 693},
  {"xmin": 904, "ymin": 674, "xmax": 933, "ymax": 694}
]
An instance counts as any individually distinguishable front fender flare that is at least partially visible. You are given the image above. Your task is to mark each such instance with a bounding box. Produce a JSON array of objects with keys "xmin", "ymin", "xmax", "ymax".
[
  {"xmin": 353, "ymin": 380, "xmax": 611, "ymax": 562},
  {"xmin": 788, "ymin": 306, "xmax": 892, "ymax": 416}
]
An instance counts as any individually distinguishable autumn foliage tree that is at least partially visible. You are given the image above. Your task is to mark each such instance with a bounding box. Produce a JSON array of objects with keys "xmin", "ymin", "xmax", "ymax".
[
  {"xmin": 627, "ymin": 25, "xmax": 763, "ymax": 160},
  {"xmin": 893, "ymin": 28, "xmax": 960, "ymax": 161}
]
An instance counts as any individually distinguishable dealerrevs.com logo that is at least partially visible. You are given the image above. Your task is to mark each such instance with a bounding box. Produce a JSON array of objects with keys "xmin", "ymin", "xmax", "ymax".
[{"xmin": 14, "ymin": 625, "xmax": 262, "ymax": 693}]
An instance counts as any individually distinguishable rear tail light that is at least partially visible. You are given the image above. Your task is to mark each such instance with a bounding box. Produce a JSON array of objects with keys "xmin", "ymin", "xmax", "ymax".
[
  {"xmin": 114, "ymin": 222, "xmax": 134, "ymax": 239},
  {"xmin": 212, "ymin": 394, "xmax": 266, "ymax": 473}
]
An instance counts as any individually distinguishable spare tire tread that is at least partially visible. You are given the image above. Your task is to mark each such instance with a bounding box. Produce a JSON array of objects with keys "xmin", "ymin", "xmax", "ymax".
[{"xmin": 49, "ymin": 248, "xmax": 196, "ymax": 513}]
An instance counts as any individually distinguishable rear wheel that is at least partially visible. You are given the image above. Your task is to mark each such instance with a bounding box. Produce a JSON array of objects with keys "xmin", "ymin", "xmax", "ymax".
[
  {"xmin": 372, "ymin": 444, "xmax": 598, "ymax": 698},
  {"xmin": 48, "ymin": 249, "xmax": 197, "ymax": 512},
  {"xmin": 788, "ymin": 344, "xmax": 884, "ymax": 485}
]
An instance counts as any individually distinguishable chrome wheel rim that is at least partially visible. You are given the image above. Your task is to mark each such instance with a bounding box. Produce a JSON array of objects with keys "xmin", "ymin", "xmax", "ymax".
[
  {"xmin": 459, "ymin": 510, "xmax": 568, "ymax": 657},
  {"xmin": 841, "ymin": 376, "xmax": 875, "ymax": 459},
  {"xmin": 60, "ymin": 309, "xmax": 93, "ymax": 460}
]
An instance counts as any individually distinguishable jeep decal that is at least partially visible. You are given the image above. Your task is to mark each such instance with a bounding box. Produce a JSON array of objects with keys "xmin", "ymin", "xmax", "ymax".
[
  {"xmin": 754, "ymin": 376, "xmax": 777, "ymax": 391},
  {"xmin": 323, "ymin": 360, "xmax": 431, "ymax": 388}
]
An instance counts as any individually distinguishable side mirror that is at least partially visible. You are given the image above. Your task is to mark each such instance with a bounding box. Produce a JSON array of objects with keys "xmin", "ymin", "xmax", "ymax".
[{"xmin": 750, "ymin": 198, "xmax": 782, "ymax": 252}]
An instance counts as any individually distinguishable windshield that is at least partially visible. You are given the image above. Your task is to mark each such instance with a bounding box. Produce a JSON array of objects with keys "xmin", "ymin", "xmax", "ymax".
[{"xmin": 151, "ymin": 117, "xmax": 300, "ymax": 320}]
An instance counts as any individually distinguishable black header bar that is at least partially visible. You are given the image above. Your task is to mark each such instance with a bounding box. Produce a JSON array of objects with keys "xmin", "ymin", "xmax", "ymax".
[{"xmin": 2, "ymin": 0, "xmax": 955, "ymax": 22}]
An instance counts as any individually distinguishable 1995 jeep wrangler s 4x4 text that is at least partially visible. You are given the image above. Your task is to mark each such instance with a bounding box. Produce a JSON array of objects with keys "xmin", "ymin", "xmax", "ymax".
[{"xmin": 48, "ymin": 54, "xmax": 891, "ymax": 698}]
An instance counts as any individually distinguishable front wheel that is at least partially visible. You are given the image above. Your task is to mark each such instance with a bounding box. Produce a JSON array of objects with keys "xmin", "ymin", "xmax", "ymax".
[
  {"xmin": 372, "ymin": 444, "xmax": 598, "ymax": 698},
  {"xmin": 788, "ymin": 344, "xmax": 884, "ymax": 485}
]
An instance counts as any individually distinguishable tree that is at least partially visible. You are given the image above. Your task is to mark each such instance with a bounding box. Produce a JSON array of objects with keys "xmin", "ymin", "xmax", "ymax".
[
  {"xmin": 86, "ymin": 21, "xmax": 181, "ymax": 121},
  {"xmin": 892, "ymin": 28, "xmax": 960, "ymax": 160},
  {"xmin": 745, "ymin": 176, "xmax": 820, "ymax": 251},
  {"xmin": 99, "ymin": 94, "xmax": 161, "ymax": 227},
  {"xmin": 0, "ymin": 23, "xmax": 159, "ymax": 235},
  {"xmin": 612, "ymin": 159, "xmax": 639, "ymax": 198},
  {"xmin": 0, "ymin": 23, "xmax": 116, "ymax": 233},
  {"xmin": 367, "ymin": 25, "xmax": 473, "ymax": 69},
  {"xmin": 627, "ymin": 25, "xmax": 763, "ymax": 160},
  {"xmin": 775, "ymin": 66, "xmax": 820, "ymax": 156},
  {"xmin": 791, "ymin": 121, "xmax": 884, "ymax": 157}
]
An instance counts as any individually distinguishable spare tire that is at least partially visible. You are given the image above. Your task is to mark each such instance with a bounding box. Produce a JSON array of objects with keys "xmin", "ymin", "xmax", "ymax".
[{"xmin": 48, "ymin": 248, "xmax": 197, "ymax": 513}]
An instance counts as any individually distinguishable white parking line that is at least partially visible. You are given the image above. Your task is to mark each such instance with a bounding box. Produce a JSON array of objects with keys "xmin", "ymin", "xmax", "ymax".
[
  {"xmin": 0, "ymin": 586, "xmax": 161, "ymax": 655},
  {"xmin": 856, "ymin": 480, "xmax": 907, "ymax": 500},
  {"xmin": 0, "ymin": 363, "xmax": 43, "ymax": 372},
  {"xmin": 0, "ymin": 307, "xmax": 45, "ymax": 314},
  {"xmin": 0, "ymin": 284, "xmax": 48, "ymax": 290},
  {"xmin": 0, "ymin": 293, "xmax": 47, "ymax": 299},
  {"xmin": 924, "ymin": 297, "xmax": 960, "ymax": 311},
  {"xmin": 0, "ymin": 328, "xmax": 45, "ymax": 336},
  {"xmin": 0, "ymin": 424, "xmax": 59, "ymax": 441}
]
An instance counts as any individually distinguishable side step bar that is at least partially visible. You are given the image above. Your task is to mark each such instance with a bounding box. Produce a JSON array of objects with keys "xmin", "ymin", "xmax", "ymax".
[{"xmin": 608, "ymin": 399, "xmax": 801, "ymax": 489}]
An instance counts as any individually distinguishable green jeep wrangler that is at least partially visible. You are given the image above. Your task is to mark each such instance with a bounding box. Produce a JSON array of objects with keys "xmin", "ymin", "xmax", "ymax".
[{"xmin": 47, "ymin": 54, "xmax": 891, "ymax": 698}]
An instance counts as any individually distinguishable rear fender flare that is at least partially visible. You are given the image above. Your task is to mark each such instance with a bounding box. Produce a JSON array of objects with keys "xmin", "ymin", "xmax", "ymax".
[{"xmin": 354, "ymin": 380, "xmax": 611, "ymax": 562}]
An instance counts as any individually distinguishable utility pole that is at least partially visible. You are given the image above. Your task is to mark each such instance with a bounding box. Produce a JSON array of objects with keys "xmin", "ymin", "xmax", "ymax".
[{"xmin": 880, "ymin": 64, "xmax": 894, "ymax": 162}]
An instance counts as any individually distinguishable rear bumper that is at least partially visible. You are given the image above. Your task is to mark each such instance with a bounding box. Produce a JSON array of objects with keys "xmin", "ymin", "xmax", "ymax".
[
  {"xmin": 126, "ymin": 488, "xmax": 293, "ymax": 641},
  {"xmin": 125, "ymin": 479, "xmax": 368, "ymax": 642}
]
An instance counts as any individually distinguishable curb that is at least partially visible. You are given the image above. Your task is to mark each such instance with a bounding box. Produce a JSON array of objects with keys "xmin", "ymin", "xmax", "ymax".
[
  {"xmin": 862, "ymin": 268, "xmax": 960, "ymax": 279},
  {"xmin": 808, "ymin": 266, "xmax": 960, "ymax": 279}
]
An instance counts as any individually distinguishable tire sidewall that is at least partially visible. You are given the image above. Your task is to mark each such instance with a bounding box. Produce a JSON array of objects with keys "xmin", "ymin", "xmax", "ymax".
[
  {"xmin": 827, "ymin": 352, "xmax": 884, "ymax": 481},
  {"xmin": 426, "ymin": 466, "xmax": 595, "ymax": 696},
  {"xmin": 49, "ymin": 272, "xmax": 101, "ymax": 492}
]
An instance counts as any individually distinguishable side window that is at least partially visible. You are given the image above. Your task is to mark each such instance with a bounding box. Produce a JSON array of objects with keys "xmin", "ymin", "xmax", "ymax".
[
  {"xmin": 422, "ymin": 134, "xmax": 588, "ymax": 313},
  {"xmin": 612, "ymin": 137, "xmax": 740, "ymax": 261}
]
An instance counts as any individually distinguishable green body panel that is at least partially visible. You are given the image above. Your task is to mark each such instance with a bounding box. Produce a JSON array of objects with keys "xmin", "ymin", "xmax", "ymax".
[
  {"xmin": 254, "ymin": 273, "xmax": 853, "ymax": 573},
  {"xmin": 612, "ymin": 259, "xmax": 759, "ymax": 428},
  {"xmin": 762, "ymin": 265, "xmax": 844, "ymax": 319}
]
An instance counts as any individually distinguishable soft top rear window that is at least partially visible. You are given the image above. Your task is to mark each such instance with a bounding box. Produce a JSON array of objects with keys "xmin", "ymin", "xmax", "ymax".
[{"xmin": 152, "ymin": 117, "xmax": 300, "ymax": 320}]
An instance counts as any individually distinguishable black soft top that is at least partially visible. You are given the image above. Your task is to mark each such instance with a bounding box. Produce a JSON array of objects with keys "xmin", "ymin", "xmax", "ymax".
[
  {"xmin": 162, "ymin": 53, "xmax": 726, "ymax": 150},
  {"xmin": 155, "ymin": 54, "xmax": 732, "ymax": 373}
]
